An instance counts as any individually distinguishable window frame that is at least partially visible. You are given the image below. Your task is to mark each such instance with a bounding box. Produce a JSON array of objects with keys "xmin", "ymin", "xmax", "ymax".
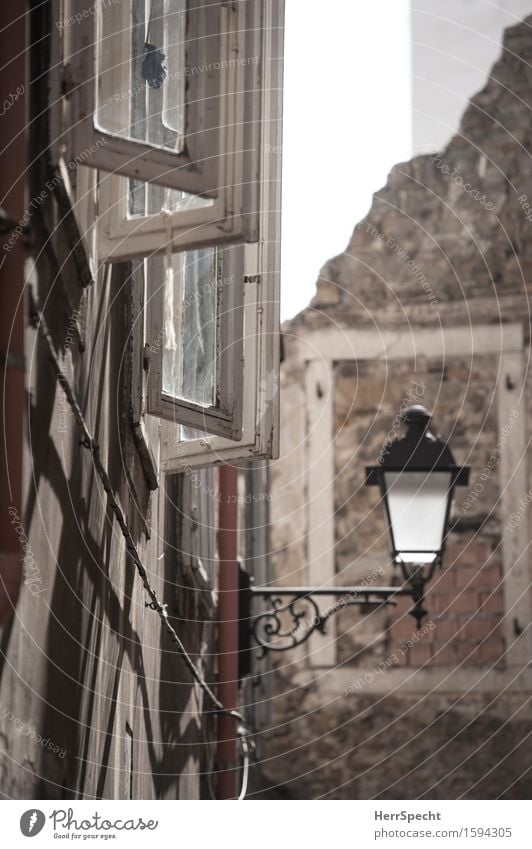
[
  {"xmin": 56, "ymin": 0, "xmax": 262, "ymax": 252},
  {"xmin": 155, "ymin": 0, "xmax": 283, "ymax": 469},
  {"xmin": 95, "ymin": 163, "xmax": 254, "ymax": 262},
  {"xmin": 59, "ymin": 0, "xmax": 220, "ymax": 194},
  {"xmin": 159, "ymin": 235, "xmax": 280, "ymax": 472},
  {"xmin": 145, "ymin": 243, "xmax": 245, "ymax": 440}
]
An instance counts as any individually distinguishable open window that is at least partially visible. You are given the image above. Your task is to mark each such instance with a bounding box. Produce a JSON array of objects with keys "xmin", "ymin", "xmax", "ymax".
[
  {"xmin": 157, "ymin": 234, "xmax": 280, "ymax": 471},
  {"xmin": 56, "ymin": 0, "xmax": 283, "ymax": 466},
  {"xmin": 55, "ymin": 0, "xmax": 262, "ymax": 254},
  {"xmin": 145, "ymin": 242, "xmax": 244, "ymax": 439}
]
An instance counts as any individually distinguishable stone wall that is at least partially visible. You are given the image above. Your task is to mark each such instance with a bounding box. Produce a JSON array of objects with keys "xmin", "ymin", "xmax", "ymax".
[{"xmin": 259, "ymin": 689, "xmax": 532, "ymax": 799}]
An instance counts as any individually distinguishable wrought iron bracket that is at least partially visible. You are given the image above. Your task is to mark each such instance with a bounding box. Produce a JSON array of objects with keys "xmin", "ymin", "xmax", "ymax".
[{"xmin": 238, "ymin": 566, "xmax": 427, "ymax": 679}]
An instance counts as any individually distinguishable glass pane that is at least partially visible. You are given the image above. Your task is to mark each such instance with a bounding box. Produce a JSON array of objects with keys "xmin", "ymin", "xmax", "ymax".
[
  {"xmin": 162, "ymin": 248, "xmax": 217, "ymax": 407},
  {"xmin": 97, "ymin": 0, "xmax": 212, "ymax": 219},
  {"xmin": 180, "ymin": 425, "xmax": 210, "ymax": 442},
  {"xmin": 96, "ymin": 0, "xmax": 186, "ymax": 152},
  {"xmin": 127, "ymin": 180, "xmax": 212, "ymax": 219},
  {"xmin": 384, "ymin": 471, "xmax": 452, "ymax": 563},
  {"xmin": 163, "ymin": 0, "xmax": 186, "ymax": 135}
]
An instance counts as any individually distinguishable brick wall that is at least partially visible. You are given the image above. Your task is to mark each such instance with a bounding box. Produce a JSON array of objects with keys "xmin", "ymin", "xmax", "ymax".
[{"xmin": 390, "ymin": 542, "xmax": 505, "ymax": 667}]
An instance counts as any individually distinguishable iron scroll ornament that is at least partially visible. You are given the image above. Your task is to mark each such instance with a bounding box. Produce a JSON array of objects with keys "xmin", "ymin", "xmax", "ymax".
[
  {"xmin": 250, "ymin": 593, "xmax": 325, "ymax": 657},
  {"xmin": 237, "ymin": 567, "xmax": 412, "ymax": 676}
]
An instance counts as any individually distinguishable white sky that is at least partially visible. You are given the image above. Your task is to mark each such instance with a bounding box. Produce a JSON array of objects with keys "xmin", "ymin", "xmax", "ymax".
[{"xmin": 280, "ymin": 1, "xmax": 413, "ymax": 321}]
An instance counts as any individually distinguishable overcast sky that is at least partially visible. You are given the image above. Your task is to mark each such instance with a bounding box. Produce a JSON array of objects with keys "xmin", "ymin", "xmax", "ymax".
[{"xmin": 280, "ymin": 1, "xmax": 412, "ymax": 321}]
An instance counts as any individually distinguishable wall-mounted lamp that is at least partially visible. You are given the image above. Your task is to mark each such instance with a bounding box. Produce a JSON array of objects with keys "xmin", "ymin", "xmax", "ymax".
[
  {"xmin": 366, "ymin": 405, "xmax": 469, "ymax": 627},
  {"xmin": 239, "ymin": 405, "xmax": 469, "ymax": 674}
]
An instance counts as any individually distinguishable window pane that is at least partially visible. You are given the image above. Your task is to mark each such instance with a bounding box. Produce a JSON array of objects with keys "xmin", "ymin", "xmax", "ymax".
[
  {"xmin": 127, "ymin": 181, "xmax": 212, "ymax": 220},
  {"xmin": 162, "ymin": 248, "xmax": 217, "ymax": 407},
  {"xmin": 162, "ymin": 0, "xmax": 186, "ymax": 135},
  {"xmin": 96, "ymin": 0, "xmax": 186, "ymax": 152},
  {"xmin": 180, "ymin": 425, "xmax": 210, "ymax": 442},
  {"xmin": 384, "ymin": 471, "xmax": 452, "ymax": 563}
]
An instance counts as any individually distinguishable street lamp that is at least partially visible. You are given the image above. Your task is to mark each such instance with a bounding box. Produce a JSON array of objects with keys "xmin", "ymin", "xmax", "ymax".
[
  {"xmin": 366, "ymin": 405, "xmax": 469, "ymax": 625},
  {"xmin": 239, "ymin": 404, "xmax": 470, "ymax": 671}
]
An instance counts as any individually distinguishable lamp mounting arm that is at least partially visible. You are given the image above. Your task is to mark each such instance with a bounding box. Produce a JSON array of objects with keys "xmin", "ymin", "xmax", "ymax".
[{"xmin": 238, "ymin": 568, "xmax": 417, "ymax": 675}]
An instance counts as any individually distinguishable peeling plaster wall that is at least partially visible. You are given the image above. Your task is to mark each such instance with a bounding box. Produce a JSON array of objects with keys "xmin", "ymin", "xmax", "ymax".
[
  {"xmin": 0, "ymin": 4, "xmax": 217, "ymax": 800},
  {"xmin": 0, "ymin": 260, "xmax": 217, "ymax": 800}
]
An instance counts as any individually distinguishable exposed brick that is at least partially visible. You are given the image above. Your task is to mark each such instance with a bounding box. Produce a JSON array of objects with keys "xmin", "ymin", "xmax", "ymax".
[
  {"xmin": 463, "ymin": 616, "xmax": 502, "ymax": 642},
  {"xmin": 454, "ymin": 543, "xmax": 492, "ymax": 567},
  {"xmin": 431, "ymin": 592, "xmax": 458, "ymax": 615},
  {"xmin": 431, "ymin": 643, "xmax": 461, "ymax": 666},
  {"xmin": 455, "ymin": 564, "xmax": 483, "ymax": 589},
  {"xmin": 478, "ymin": 590, "xmax": 505, "ymax": 615},
  {"xmin": 438, "ymin": 565, "xmax": 456, "ymax": 587},
  {"xmin": 477, "ymin": 638, "xmax": 506, "ymax": 666},
  {"xmin": 476, "ymin": 566, "xmax": 503, "ymax": 590},
  {"xmin": 391, "ymin": 616, "xmax": 419, "ymax": 640},
  {"xmin": 393, "ymin": 645, "xmax": 410, "ymax": 666},
  {"xmin": 433, "ymin": 618, "xmax": 462, "ymax": 641},
  {"xmin": 447, "ymin": 590, "xmax": 479, "ymax": 615},
  {"xmin": 408, "ymin": 643, "xmax": 433, "ymax": 667}
]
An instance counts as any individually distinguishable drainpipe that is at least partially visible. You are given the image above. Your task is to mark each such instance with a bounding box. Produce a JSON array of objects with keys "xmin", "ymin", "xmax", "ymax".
[
  {"xmin": 216, "ymin": 464, "xmax": 238, "ymax": 799},
  {"xmin": 0, "ymin": 1, "xmax": 27, "ymax": 624}
]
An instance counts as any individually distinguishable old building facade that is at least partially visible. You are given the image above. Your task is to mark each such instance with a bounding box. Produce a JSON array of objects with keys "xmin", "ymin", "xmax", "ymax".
[{"xmin": 0, "ymin": 0, "xmax": 283, "ymax": 800}]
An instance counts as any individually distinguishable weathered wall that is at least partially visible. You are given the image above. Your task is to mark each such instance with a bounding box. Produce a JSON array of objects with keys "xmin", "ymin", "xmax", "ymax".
[
  {"xmin": 0, "ymin": 263, "xmax": 218, "ymax": 799},
  {"xmin": 259, "ymin": 689, "xmax": 532, "ymax": 799},
  {"xmin": 261, "ymin": 16, "xmax": 532, "ymax": 799},
  {"xmin": 0, "ymin": 3, "xmax": 218, "ymax": 800}
]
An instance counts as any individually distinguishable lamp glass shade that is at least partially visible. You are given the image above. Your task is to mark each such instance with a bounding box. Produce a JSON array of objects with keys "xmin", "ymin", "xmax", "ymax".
[{"xmin": 383, "ymin": 470, "xmax": 452, "ymax": 563}]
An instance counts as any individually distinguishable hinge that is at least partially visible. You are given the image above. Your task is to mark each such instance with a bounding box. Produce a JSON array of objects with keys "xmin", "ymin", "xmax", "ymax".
[
  {"xmin": 244, "ymin": 242, "xmax": 260, "ymax": 284},
  {"xmin": 217, "ymin": 207, "xmax": 235, "ymax": 232},
  {"xmin": 61, "ymin": 63, "xmax": 76, "ymax": 97},
  {"xmin": 143, "ymin": 343, "xmax": 151, "ymax": 372}
]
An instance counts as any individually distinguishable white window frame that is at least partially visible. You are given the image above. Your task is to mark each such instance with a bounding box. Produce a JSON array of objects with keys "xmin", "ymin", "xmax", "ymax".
[
  {"xmin": 155, "ymin": 0, "xmax": 283, "ymax": 469},
  {"xmin": 159, "ymin": 255, "xmax": 279, "ymax": 472},
  {"xmin": 55, "ymin": 0, "xmax": 262, "ymax": 247},
  {"xmin": 121, "ymin": 0, "xmax": 282, "ymax": 465},
  {"xmin": 95, "ymin": 163, "xmax": 257, "ymax": 261},
  {"xmin": 145, "ymin": 243, "xmax": 245, "ymax": 440}
]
